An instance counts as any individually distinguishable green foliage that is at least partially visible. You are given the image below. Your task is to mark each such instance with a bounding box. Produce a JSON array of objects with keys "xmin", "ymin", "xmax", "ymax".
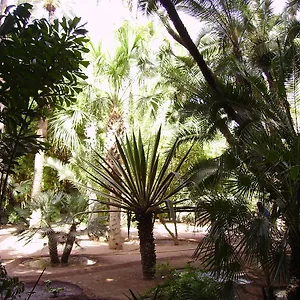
[
  {"xmin": 7, "ymin": 207, "xmax": 30, "ymax": 225},
  {"xmin": 155, "ymin": 262, "xmax": 172, "ymax": 279},
  {"xmin": 0, "ymin": 3, "xmax": 89, "ymax": 217},
  {"xmin": 145, "ymin": 0, "xmax": 300, "ymax": 292},
  {"xmin": 158, "ymin": 267, "xmax": 220, "ymax": 300},
  {"xmin": 44, "ymin": 280, "xmax": 64, "ymax": 298},
  {"xmin": 84, "ymin": 127, "xmax": 192, "ymax": 213},
  {"xmin": 83, "ymin": 127, "xmax": 192, "ymax": 278},
  {"xmin": 0, "ymin": 263, "xmax": 24, "ymax": 300},
  {"xmin": 30, "ymin": 190, "xmax": 88, "ymax": 224},
  {"xmin": 132, "ymin": 266, "xmax": 221, "ymax": 300},
  {"xmin": 125, "ymin": 287, "xmax": 163, "ymax": 300}
]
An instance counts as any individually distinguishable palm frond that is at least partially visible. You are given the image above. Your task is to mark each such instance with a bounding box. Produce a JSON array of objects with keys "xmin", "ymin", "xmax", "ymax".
[{"xmin": 192, "ymin": 194, "xmax": 251, "ymax": 281}]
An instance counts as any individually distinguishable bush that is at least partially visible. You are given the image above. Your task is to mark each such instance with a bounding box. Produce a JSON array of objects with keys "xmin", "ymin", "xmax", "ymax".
[
  {"xmin": 158, "ymin": 266, "xmax": 220, "ymax": 300},
  {"xmin": 130, "ymin": 265, "xmax": 221, "ymax": 300},
  {"xmin": 0, "ymin": 263, "xmax": 24, "ymax": 299}
]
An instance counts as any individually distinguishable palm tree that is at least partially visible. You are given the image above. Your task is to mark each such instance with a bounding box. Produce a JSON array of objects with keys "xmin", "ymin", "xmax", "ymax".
[
  {"xmin": 88, "ymin": 20, "xmax": 175, "ymax": 249},
  {"xmin": 30, "ymin": 0, "xmax": 59, "ymax": 204},
  {"xmin": 23, "ymin": 190, "xmax": 89, "ymax": 265},
  {"xmin": 83, "ymin": 128, "xmax": 191, "ymax": 279},
  {"xmin": 136, "ymin": 0, "xmax": 300, "ymax": 297}
]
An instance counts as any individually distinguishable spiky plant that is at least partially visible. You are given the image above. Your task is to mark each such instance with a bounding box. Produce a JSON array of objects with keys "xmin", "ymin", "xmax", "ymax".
[{"xmin": 83, "ymin": 128, "xmax": 191, "ymax": 279}]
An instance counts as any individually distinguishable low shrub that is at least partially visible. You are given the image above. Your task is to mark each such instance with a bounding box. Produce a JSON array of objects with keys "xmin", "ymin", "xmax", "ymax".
[
  {"xmin": 127, "ymin": 265, "xmax": 221, "ymax": 300},
  {"xmin": 0, "ymin": 263, "xmax": 24, "ymax": 300}
]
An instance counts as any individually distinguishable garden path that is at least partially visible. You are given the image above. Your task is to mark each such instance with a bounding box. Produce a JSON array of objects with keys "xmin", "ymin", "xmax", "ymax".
[{"xmin": 0, "ymin": 223, "xmax": 263, "ymax": 299}]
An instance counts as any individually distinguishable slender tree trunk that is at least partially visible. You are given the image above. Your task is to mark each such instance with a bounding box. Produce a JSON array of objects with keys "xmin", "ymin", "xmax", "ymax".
[
  {"xmin": 106, "ymin": 107, "xmax": 125, "ymax": 249},
  {"xmin": 109, "ymin": 204, "xmax": 123, "ymax": 249},
  {"xmin": 159, "ymin": 0, "xmax": 218, "ymax": 93},
  {"xmin": 136, "ymin": 212, "xmax": 156, "ymax": 279},
  {"xmin": 158, "ymin": 215, "xmax": 178, "ymax": 245},
  {"xmin": 31, "ymin": 149, "xmax": 44, "ymax": 198},
  {"xmin": 85, "ymin": 123, "xmax": 99, "ymax": 235},
  {"xmin": 61, "ymin": 223, "xmax": 77, "ymax": 264},
  {"xmin": 46, "ymin": 228, "xmax": 60, "ymax": 265},
  {"xmin": 87, "ymin": 188, "xmax": 99, "ymax": 237},
  {"xmin": 29, "ymin": 118, "xmax": 48, "ymax": 228},
  {"xmin": 159, "ymin": 0, "xmax": 244, "ymax": 127},
  {"xmin": 31, "ymin": 118, "xmax": 48, "ymax": 198}
]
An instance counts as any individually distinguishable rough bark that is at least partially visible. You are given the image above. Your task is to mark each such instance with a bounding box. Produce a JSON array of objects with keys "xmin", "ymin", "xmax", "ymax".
[
  {"xmin": 29, "ymin": 118, "xmax": 48, "ymax": 228},
  {"xmin": 287, "ymin": 278, "xmax": 300, "ymax": 300},
  {"xmin": 136, "ymin": 212, "xmax": 156, "ymax": 279},
  {"xmin": 87, "ymin": 187, "xmax": 99, "ymax": 237},
  {"xmin": 108, "ymin": 204, "xmax": 124, "ymax": 249},
  {"xmin": 31, "ymin": 118, "xmax": 48, "ymax": 200},
  {"xmin": 106, "ymin": 106, "xmax": 125, "ymax": 250},
  {"xmin": 61, "ymin": 223, "xmax": 77, "ymax": 264},
  {"xmin": 46, "ymin": 229, "xmax": 60, "ymax": 265}
]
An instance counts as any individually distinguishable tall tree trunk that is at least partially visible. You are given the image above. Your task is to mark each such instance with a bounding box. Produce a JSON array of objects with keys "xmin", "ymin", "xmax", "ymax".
[
  {"xmin": 136, "ymin": 212, "xmax": 156, "ymax": 279},
  {"xmin": 85, "ymin": 123, "xmax": 100, "ymax": 237},
  {"xmin": 108, "ymin": 204, "xmax": 123, "ymax": 249},
  {"xmin": 106, "ymin": 106, "xmax": 125, "ymax": 249},
  {"xmin": 29, "ymin": 118, "xmax": 48, "ymax": 228},
  {"xmin": 159, "ymin": 0, "xmax": 218, "ymax": 93},
  {"xmin": 29, "ymin": 3, "xmax": 56, "ymax": 226},
  {"xmin": 159, "ymin": 0, "xmax": 243, "ymax": 127},
  {"xmin": 31, "ymin": 118, "xmax": 48, "ymax": 198},
  {"xmin": 87, "ymin": 187, "xmax": 99, "ymax": 237},
  {"xmin": 61, "ymin": 223, "xmax": 77, "ymax": 264}
]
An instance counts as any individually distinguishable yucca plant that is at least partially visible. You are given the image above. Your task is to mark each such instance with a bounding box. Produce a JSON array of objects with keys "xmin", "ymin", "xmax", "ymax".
[{"xmin": 83, "ymin": 128, "xmax": 192, "ymax": 279}]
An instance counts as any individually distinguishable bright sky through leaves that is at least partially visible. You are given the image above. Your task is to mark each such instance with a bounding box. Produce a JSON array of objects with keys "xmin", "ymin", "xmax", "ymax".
[{"xmin": 7, "ymin": 0, "xmax": 286, "ymax": 49}]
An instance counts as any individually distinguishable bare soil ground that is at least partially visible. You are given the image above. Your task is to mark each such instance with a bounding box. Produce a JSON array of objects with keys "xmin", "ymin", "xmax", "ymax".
[{"xmin": 0, "ymin": 223, "xmax": 264, "ymax": 299}]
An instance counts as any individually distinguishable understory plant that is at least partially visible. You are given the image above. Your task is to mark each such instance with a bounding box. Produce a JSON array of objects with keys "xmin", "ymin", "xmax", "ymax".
[
  {"xmin": 0, "ymin": 263, "xmax": 24, "ymax": 300},
  {"xmin": 127, "ymin": 265, "xmax": 221, "ymax": 300},
  {"xmin": 44, "ymin": 280, "xmax": 64, "ymax": 298},
  {"xmin": 20, "ymin": 190, "xmax": 88, "ymax": 265}
]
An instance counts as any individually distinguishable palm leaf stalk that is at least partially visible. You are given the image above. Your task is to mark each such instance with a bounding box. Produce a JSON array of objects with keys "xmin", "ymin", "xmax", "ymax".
[{"xmin": 83, "ymin": 128, "xmax": 192, "ymax": 279}]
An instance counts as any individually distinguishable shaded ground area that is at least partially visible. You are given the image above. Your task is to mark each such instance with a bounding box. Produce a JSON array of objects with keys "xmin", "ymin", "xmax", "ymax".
[
  {"xmin": 21, "ymin": 280, "xmax": 85, "ymax": 300},
  {"xmin": 0, "ymin": 223, "xmax": 265, "ymax": 299}
]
